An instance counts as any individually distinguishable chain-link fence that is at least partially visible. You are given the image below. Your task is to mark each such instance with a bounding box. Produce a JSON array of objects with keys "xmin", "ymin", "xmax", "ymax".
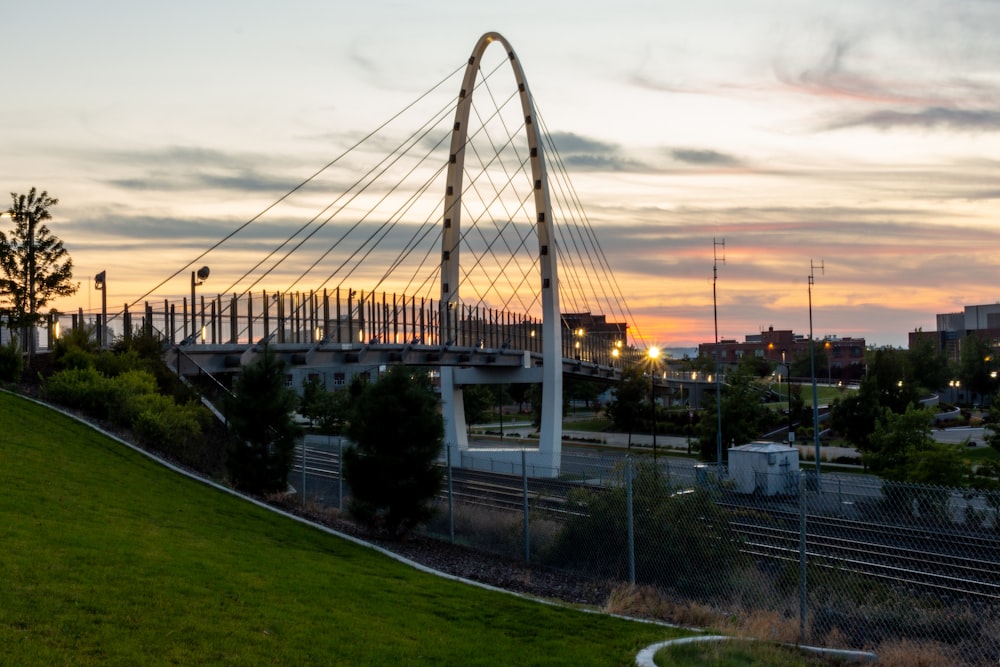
[{"xmin": 294, "ymin": 437, "xmax": 1000, "ymax": 666}]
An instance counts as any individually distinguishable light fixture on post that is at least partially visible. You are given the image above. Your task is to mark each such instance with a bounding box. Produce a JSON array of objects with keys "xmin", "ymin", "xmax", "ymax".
[
  {"xmin": 782, "ymin": 349, "xmax": 792, "ymax": 445},
  {"xmin": 712, "ymin": 238, "xmax": 725, "ymax": 473},
  {"xmin": 824, "ymin": 340, "xmax": 832, "ymax": 384},
  {"xmin": 191, "ymin": 266, "xmax": 210, "ymax": 341},
  {"xmin": 648, "ymin": 346, "xmax": 661, "ymax": 460},
  {"xmin": 95, "ymin": 271, "xmax": 107, "ymax": 348},
  {"xmin": 808, "ymin": 259, "xmax": 824, "ymax": 491}
]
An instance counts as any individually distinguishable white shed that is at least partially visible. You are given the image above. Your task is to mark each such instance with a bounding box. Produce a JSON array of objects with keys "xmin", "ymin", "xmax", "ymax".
[{"xmin": 728, "ymin": 441, "xmax": 799, "ymax": 496}]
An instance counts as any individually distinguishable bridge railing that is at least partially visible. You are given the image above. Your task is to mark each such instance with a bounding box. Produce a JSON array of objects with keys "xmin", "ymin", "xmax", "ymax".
[{"xmin": 27, "ymin": 288, "xmax": 554, "ymax": 355}]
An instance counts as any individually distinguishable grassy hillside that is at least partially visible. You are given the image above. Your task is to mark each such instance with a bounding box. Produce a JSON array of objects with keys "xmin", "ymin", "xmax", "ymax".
[{"xmin": 0, "ymin": 392, "xmax": 684, "ymax": 665}]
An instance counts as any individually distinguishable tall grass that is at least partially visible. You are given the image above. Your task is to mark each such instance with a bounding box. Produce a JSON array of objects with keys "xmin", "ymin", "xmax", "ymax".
[{"xmin": 0, "ymin": 392, "xmax": 684, "ymax": 665}]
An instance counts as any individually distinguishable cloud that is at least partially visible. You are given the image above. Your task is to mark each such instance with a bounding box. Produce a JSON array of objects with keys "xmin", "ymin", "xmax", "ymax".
[
  {"xmin": 96, "ymin": 146, "xmax": 302, "ymax": 194},
  {"xmin": 670, "ymin": 148, "xmax": 743, "ymax": 167},
  {"xmin": 824, "ymin": 107, "xmax": 1000, "ymax": 132},
  {"xmin": 545, "ymin": 131, "xmax": 647, "ymax": 172}
]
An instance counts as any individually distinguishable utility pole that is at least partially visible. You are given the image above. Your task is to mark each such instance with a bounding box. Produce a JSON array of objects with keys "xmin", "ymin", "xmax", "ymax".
[
  {"xmin": 808, "ymin": 259, "xmax": 824, "ymax": 491},
  {"xmin": 713, "ymin": 238, "xmax": 725, "ymax": 472}
]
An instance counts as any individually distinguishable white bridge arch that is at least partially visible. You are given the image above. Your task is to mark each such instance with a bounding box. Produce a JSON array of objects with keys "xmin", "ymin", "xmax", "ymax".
[{"xmin": 438, "ymin": 32, "xmax": 563, "ymax": 474}]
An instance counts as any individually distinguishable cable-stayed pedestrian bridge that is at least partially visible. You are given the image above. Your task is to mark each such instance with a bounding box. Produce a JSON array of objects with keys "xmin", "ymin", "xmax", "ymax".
[{"xmin": 55, "ymin": 32, "xmax": 716, "ymax": 474}]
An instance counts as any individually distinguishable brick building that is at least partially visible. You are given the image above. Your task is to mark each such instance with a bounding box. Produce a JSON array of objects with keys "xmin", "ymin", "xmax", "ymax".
[{"xmin": 698, "ymin": 326, "xmax": 866, "ymax": 378}]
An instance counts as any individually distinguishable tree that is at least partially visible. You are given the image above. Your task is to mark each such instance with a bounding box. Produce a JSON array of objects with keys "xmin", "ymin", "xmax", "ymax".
[
  {"xmin": 863, "ymin": 404, "xmax": 936, "ymax": 480},
  {"xmin": 460, "ymin": 383, "xmax": 496, "ymax": 425},
  {"xmin": 546, "ymin": 459, "xmax": 741, "ymax": 595},
  {"xmin": 342, "ymin": 367, "xmax": 444, "ymax": 536},
  {"xmin": 225, "ymin": 349, "xmax": 303, "ymax": 493},
  {"xmin": 299, "ymin": 376, "xmax": 350, "ymax": 434},
  {"xmin": 983, "ymin": 399, "xmax": 1000, "ymax": 452},
  {"xmin": 604, "ymin": 364, "xmax": 647, "ymax": 448},
  {"xmin": 696, "ymin": 365, "xmax": 770, "ymax": 462},
  {"xmin": 830, "ymin": 376, "xmax": 882, "ymax": 454},
  {"xmin": 1, "ymin": 188, "xmax": 78, "ymax": 356},
  {"xmin": 958, "ymin": 334, "xmax": 995, "ymax": 405},
  {"xmin": 908, "ymin": 336, "xmax": 950, "ymax": 395}
]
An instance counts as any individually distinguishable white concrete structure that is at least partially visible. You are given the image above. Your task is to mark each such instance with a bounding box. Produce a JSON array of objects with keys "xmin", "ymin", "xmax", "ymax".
[
  {"xmin": 728, "ymin": 441, "xmax": 799, "ymax": 496},
  {"xmin": 439, "ymin": 32, "xmax": 563, "ymax": 476}
]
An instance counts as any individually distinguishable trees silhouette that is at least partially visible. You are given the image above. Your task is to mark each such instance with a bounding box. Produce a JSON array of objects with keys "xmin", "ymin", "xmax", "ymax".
[
  {"xmin": 342, "ymin": 367, "xmax": 444, "ymax": 536},
  {"xmin": 225, "ymin": 349, "xmax": 302, "ymax": 493},
  {"xmin": 1, "ymin": 188, "xmax": 78, "ymax": 356}
]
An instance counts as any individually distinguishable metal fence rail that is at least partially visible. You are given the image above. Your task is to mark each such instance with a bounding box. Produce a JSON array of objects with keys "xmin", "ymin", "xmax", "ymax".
[{"xmin": 293, "ymin": 437, "xmax": 1000, "ymax": 666}]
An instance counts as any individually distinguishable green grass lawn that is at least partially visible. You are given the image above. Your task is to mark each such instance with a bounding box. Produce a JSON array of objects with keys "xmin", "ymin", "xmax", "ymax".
[{"xmin": 0, "ymin": 392, "xmax": 687, "ymax": 665}]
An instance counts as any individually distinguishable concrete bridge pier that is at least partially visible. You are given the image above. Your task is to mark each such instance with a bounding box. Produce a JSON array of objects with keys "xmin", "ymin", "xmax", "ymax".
[{"xmin": 440, "ymin": 360, "xmax": 562, "ymax": 478}]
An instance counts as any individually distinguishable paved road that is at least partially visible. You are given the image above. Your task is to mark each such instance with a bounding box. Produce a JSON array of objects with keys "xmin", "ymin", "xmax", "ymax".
[{"xmin": 933, "ymin": 426, "xmax": 986, "ymax": 446}]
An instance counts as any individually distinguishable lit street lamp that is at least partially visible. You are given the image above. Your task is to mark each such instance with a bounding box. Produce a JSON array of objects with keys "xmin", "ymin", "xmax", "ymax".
[{"xmin": 648, "ymin": 346, "xmax": 660, "ymax": 460}]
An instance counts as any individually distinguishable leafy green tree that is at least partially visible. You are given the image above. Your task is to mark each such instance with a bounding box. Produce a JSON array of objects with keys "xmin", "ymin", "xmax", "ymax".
[
  {"xmin": 299, "ymin": 376, "xmax": 350, "ymax": 434},
  {"xmin": 460, "ymin": 383, "xmax": 496, "ymax": 425},
  {"xmin": 908, "ymin": 336, "xmax": 950, "ymax": 394},
  {"xmin": 0, "ymin": 338, "xmax": 24, "ymax": 382},
  {"xmin": 225, "ymin": 349, "xmax": 302, "ymax": 493},
  {"xmin": 830, "ymin": 376, "xmax": 882, "ymax": 454},
  {"xmin": 788, "ymin": 348, "xmax": 823, "ymax": 378},
  {"xmin": 865, "ymin": 347, "xmax": 920, "ymax": 413},
  {"xmin": 983, "ymin": 400, "xmax": 1000, "ymax": 452},
  {"xmin": 342, "ymin": 367, "xmax": 444, "ymax": 536},
  {"xmin": 1, "ymin": 188, "xmax": 78, "ymax": 356},
  {"xmin": 605, "ymin": 364, "xmax": 647, "ymax": 448},
  {"xmin": 696, "ymin": 365, "xmax": 769, "ymax": 462},
  {"xmin": 507, "ymin": 382, "xmax": 532, "ymax": 414},
  {"xmin": 863, "ymin": 404, "xmax": 969, "ymax": 485},
  {"xmin": 958, "ymin": 334, "xmax": 995, "ymax": 405},
  {"xmin": 565, "ymin": 377, "xmax": 603, "ymax": 413},
  {"xmin": 546, "ymin": 459, "xmax": 741, "ymax": 595},
  {"xmin": 737, "ymin": 352, "xmax": 770, "ymax": 378}
]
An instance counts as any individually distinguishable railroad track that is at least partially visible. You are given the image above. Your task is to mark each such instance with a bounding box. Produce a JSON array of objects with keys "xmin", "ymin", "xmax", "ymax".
[{"xmin": 293, "ymin": 445, "xmax": 1000, "ymax": 601}]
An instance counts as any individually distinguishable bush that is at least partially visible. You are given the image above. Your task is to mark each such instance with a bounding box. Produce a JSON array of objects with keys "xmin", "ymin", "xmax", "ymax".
[
  {"xmin": 0, "ymin": 338, "xmax": 24, "ymax": 383},
  {"xmin": 132, "ymin": 395, "xmax": 212, "ymax": 464},
  {"xmin": 544, "ymin": 460, "xmax": 742, "ymax": 597},
  {"xmin": 104, "ymin": 369, "xmax": 159, "ymax": 426},
  {"xmin": 41, "ymin": 367, "xmax": 112, "ymax": 417}
]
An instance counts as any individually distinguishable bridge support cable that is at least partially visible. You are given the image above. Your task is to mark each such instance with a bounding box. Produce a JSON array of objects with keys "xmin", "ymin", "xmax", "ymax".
[
  {"xmin": 119, "ymin": 62, "xmax": 466, "ymax": 325},
  {"xmin": 537, "ymin": 112, "xmax": 648, "ymax": 348}
]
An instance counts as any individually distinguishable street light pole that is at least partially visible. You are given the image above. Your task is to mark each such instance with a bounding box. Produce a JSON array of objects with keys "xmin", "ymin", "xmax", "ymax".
[
  {"xmin": 782, "ymin": 349, "xmax": 792, "ymax": 444},
  {"xmin": 648, "ymin": 346, "xmax": 660, "ymax": 460},
  {"xmin": 95, "ymin": 271, "xmax": 107, "ymax": 347},
  {"xmin": 808, "ymin": 260, "xmax": 824, "ymax": 490},
  {"xmin": 713, "ymin": 238, "xmax": 725, "ymax": 471}
]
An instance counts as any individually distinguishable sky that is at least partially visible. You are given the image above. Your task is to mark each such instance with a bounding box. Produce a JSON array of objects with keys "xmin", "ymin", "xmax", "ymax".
[{"xmin": 3, "ymin": 0, "xmax": 999, "ymax": 350}]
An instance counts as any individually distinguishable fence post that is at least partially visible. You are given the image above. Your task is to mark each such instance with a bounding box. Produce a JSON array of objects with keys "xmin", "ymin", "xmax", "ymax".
[
  {"xmin": 522, "ymin": 449, "xmax": 530, "ymax": 564},
  {"xmin": 799, "ymin": 471, "xmax": 808, "ymax": 643},
  {"xmin": 337, "ymin": 436, "xmax": 344, "ymax": 512},
  {"xmin": 447, "ymin": 444, "xmax": 455, "ymax": 545},
  {"xmin": 301, "ymin": 436, "xmax": 307, "ymax": 508},
  {"xmin": 627, "ymin": 455, "xmax": 635, "ymax": 585}
]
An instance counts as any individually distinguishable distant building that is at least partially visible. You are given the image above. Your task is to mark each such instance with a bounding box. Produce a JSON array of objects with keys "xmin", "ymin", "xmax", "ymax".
[
  {"xmin": 698, "ymin": 326, "xmax": 866, "ymax": 379},
  {"xmin": 909, "ymin": 303, "xmax": 1000, "ymax": 363}
]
